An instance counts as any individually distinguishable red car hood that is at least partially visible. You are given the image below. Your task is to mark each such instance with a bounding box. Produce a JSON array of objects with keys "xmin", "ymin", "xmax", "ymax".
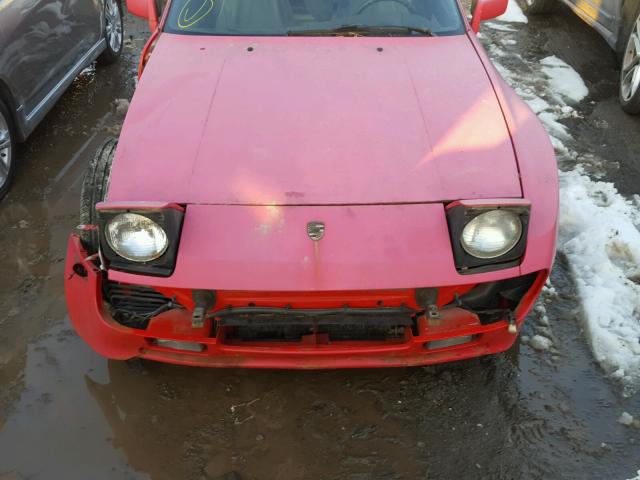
[{"xmin": 108, "ymin": 34, "xmax": 521, "ymax": 205}]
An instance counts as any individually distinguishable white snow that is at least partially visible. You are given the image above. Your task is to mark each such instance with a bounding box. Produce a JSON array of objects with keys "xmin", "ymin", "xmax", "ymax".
[
  {"xmin": 486, "ymin": 22, "xmax": 517, "ymax": 32},
  {"xmin": 530, "ymin": 335, "xmax": 553, "ymax": 351},
  {"xmin": 619, "ymin": 412, "xmax": 635, "ymax": 426},
  {"xmin": 540, "ymin": 56, "xmax": 589, "ymax": 103},
  {"xmin": 538, "ymin": 111, "xmax": 571, "ymax": 139},
  {"xmin": 480, "ymin": 21, "xmax": 640, "ymax": 388},
  {"xmin": 627, "ymin": 471, "xmax": 640, "ymax": 480},
  {"xmin": 524, "ymin": 96, "xmax": 552, "ymax": 114},
  {"xmin": 496, "ymin": 0, "xmax": 529, "ymax": 23},
  {"xmin": 559, "ymin": 170, "xmax": 640, "ymax": 383}
]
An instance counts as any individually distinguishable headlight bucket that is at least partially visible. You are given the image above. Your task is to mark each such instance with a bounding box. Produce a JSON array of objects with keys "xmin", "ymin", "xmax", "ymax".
[
  {"xmin": 446, "ymin": 200, "xmax": 530, "ymax": 274},
  {"xmin": 97, "ymin": 203, "xmax": 184, "ymax": 277}
]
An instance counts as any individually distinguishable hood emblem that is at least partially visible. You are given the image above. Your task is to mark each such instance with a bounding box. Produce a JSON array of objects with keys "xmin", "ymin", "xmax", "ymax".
[{"xmin": 307, "ymin": 222, "xmax": 325, "ymax": 241}]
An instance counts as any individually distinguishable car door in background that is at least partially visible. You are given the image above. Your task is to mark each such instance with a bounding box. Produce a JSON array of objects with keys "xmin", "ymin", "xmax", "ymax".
[
  {"xmin": 0, "ymin": 0, "xmax": 79, "ymax": 132},
  {"xmin": 568, "ymin": 0, "xmax": 621, "ymax": 37},
  {"xmin": 64, "ymin": 0, "xmax": 103, "ymax": 63}
]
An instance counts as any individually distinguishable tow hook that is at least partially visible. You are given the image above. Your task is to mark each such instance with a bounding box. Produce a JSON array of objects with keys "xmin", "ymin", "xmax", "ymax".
[
  {"xmin": 507, "ymin": 312, "xmax": 517, "ymax": 334},
  {"xmin": 415, "ymin": 288, "xmax": 440, "ymax": 320},
  {"xmin": 427, "ymin": 304, "xmax": 441, "ymax": 320},
  {"xmin": 191, "ymin": 290, "xmax": 216, "ymax": 328}
]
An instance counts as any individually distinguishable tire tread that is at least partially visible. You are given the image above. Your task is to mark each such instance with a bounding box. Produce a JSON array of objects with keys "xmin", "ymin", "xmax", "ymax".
[
  {"xmin": 0, "ymin": 100, "xmax": 16, "ymax": 201},
  {"xmin": 619, "ymin": 10, "xmax": 640, "ymax": 115},
  {"xmin": 97, "ymin": 0, "xmax": 124, "ymax": 66},
  {"xmin": 80, "ymin": 138, "xmax": 117, "ymax": 252}
]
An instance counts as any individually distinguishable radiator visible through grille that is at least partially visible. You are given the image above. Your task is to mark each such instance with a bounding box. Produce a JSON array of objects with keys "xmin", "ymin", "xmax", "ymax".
[{"xmin": 215, "ymin": 306, "xmax": 418, "ymax": 343}]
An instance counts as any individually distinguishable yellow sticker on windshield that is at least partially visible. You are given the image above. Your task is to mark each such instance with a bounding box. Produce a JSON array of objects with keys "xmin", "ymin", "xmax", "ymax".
[{"xmin": 178, "ymin": 0, "xmax": 215, "ymax": 29}]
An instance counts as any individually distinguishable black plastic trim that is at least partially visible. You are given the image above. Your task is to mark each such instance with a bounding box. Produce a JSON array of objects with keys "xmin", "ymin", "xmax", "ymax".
[
  {"xmin": 103, "ymin": 280, "xmax": 183, "ymax": 328},
  {"xmin": 214, "ymin": 306, "xmax": 419, "ymax": 327},
  {"xmin": 446, "ymin": 205, "xmax": 530, "ymax": 274},
  {"xmin": 98, "ymin": 208, "xmax": 184, "ymax": 277},
  {"xmin": 455, "ymin": 272, "xmax": 539, "ymax": 324}
]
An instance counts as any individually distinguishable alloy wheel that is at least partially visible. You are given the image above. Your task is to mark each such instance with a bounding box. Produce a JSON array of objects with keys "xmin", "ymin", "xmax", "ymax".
[
  {"xmin": 621, "ymin": 15, "xmax": 640, "ymax": 102},
  {"xmin": 105, "ymin": 0, "xmax": 123, "ymax": 53},
  {"xmin": 0, "ymin": 111, "xmax": 11, "ymax": 191}
]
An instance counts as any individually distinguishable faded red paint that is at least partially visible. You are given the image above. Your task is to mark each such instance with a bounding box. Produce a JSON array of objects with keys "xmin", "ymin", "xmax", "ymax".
[
  {"xmin": 108, "ymin": 35, "xmax": 521, "ymax": 205},
  {"xmin": 66, "ymin": 234, "xmax": 548, "ymax": 369},
  {"xmin": 65, "ymin": 6, "xmax": 559, "ymax": 368}
]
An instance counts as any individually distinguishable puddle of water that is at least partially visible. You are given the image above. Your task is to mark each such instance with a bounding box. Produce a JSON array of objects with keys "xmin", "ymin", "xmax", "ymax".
[
  {"xmin": 0, "ymin": 324, "xmax": 148, "ymax": 480},
  {"xmin": 0, "ymin": 321, "xmax": 511, "ymax": 480},
  {"xmin": 1, "ymin": 278, "xmax": 638, "ymax": 480}
]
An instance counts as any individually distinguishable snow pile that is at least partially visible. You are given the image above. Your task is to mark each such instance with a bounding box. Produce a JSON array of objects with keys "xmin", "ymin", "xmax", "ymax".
[
  {"xmin": 619, "ymin": 411, "xmax": 635, "ymax": 426},
  {"xmin": 480, "ymin": 9, "xmax": 640, "ymax": 387},
  {"xmin": 529, "ymin": 335, "xmax": 553, "ymax": 351},
  {"xmin": 560, "ymin": 170, "xmax": 640, "ymax": 381},
  {"xmin": 495, "ymin": 0, "xmax": 528, "ymax": 23},
  {"xmin": 627, "ymin": 471, "xmax": 640, "ymax": 480},
  {"xmin": 486, "ymin": 22, "xmax": 517, "ymax": 32},
  {"xmin": 540, "ymin": 56, "xmax": 590, "ymax": 103}
]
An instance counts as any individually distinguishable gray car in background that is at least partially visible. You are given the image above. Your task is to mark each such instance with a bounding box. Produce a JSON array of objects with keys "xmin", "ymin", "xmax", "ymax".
[
  {"xmin": 0, "ymin": 0, "xmax": 124, "ymax": 199},
  {"xmin": 523, "ymin": 0, "xmax": 640, "ymax": 114}
]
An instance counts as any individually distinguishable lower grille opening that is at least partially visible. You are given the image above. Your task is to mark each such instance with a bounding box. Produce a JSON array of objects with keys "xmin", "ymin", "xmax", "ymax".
[
  {"xmin": 226, "ymin": 324, "xmax": 407, "ymax": 343},
  {"xmin": 216, "ymin": 306, "xmax": 417, "ymax": 343},
  {"xmin": 104, "ymin": 281, "xmax": 183, "ymax": 329},
  {"xmin": 229, "ymin": 324, "xmax": 312, "ymax": 342},
  {"xmin": 324, "ymin": 324, "xmax": 406, "ymax": 341}
]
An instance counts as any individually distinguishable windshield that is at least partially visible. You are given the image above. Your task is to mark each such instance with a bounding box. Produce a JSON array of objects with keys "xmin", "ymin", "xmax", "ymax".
[{"xmin": 164, "ymin": 0, "xmax": 465, "ymax": 36}]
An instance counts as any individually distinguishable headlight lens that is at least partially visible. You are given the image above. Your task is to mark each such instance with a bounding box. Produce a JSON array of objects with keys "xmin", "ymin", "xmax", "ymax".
[
  {"xmin": 461, "ymin": 210, "xmax": 523, "ymax": 259},
  {"xmin": 105, "ymin": 213, "xmax": 169, "ymax": 262}
]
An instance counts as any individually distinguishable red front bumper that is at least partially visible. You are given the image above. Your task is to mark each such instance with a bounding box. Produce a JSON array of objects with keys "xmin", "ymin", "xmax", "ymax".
[{"xmin": 65, "ymin": 235, "xmax": 546, "ymax": 369}]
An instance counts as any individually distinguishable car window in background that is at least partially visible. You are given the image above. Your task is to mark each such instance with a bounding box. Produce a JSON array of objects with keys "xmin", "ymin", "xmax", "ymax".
[{"xmin": 164, "ymin": 0, "xmax": 465, "ymax": 36}]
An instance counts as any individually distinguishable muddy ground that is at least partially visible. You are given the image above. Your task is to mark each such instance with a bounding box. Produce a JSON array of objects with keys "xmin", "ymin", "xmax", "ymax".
[{"xmin": 1, "ymin": 7, "xmax": 639, "ymax": 480}]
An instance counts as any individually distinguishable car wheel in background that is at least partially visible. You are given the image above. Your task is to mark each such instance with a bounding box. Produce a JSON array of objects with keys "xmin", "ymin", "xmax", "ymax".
[
  {"xmin": 0, "ymin": 101, "xmax": 16, "ymax": 201},
  {"xmin": 98, "ymin": 0, "xmax": 124, "ymax": 65},
  {"xmin": 521, "ymin": 0, "xmax": 557, "ymax": 15},
  {"xmin": 620, "ymin": 12, "xmax": 640, "ymax": 114},
  {"xmin": 80, "ymin": 138, "xmax": 117, "ymax": 253}
]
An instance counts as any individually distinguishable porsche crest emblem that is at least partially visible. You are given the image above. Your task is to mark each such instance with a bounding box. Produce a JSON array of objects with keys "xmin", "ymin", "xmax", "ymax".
[{"xmin": 307, "ymin": 222, "xmax": 325, "ymax": 241}]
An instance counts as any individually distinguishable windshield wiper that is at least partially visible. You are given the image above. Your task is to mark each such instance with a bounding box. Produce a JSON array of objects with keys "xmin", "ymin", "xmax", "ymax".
[{"xmin": 287, "ymin": 24, "xmax": 435, "ymax": 36}]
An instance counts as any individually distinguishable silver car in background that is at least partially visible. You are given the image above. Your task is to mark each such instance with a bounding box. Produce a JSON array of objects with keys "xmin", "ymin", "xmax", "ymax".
[
  {"xmin": 523, "ymin": 0, "xmax": 640, "ymax": 114},
  {"xmin": 0, "ymin": 0, "xmax": 124, "ymax": 199}
]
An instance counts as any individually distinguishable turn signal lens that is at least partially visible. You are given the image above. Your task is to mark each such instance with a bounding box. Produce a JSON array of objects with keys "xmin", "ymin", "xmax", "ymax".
[{"xmin": 154, "ymin": 339, "xmax": 205, "ymax": 352}]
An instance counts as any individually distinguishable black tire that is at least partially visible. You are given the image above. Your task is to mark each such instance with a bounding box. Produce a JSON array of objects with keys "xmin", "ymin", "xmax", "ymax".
[
  {"xmin": 80, "ymin": 138, "xmax": 117, "ymax": 253},
  {"xmin": 0, "ymin": 100, "xmax": 16, "ymax": 201},
  {"xmin": 619, "ymin": 10, "xmax": 640, "ymax": 114},
  {"xmin": 521, "ymin": 0, "xmax": 557, "ymax": 14},
  {"xmin": 98, "ymin": 0, "xmax": 124, "ymax": 65}
]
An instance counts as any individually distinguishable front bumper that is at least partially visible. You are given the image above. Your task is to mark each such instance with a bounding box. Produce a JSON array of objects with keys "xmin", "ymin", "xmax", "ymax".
[{"xmin": 65, "ymin": 235, "xmax": 547, "ymax": 369}]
